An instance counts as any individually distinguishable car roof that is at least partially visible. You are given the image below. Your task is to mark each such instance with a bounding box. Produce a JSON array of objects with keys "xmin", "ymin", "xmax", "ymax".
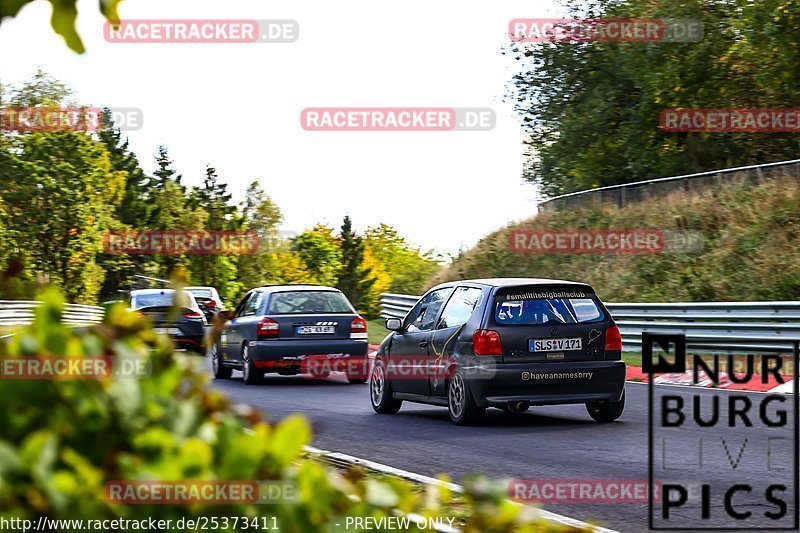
[
  {"xmin": 253, "ymin": 284, "xmax": 342, "ymax": 294},
  {"xmin": 430, "ymin": 277, "xmax": 592, "ymax": 289},
  {"xmin": 130, "ymin": 288, "xmax": 176, "ymax": 295}
]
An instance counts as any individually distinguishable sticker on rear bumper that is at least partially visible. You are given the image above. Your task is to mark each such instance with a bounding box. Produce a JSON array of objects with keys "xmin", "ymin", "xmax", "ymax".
[{"xmin": 521, "ymin": 371, "xmax": 593, "ymax": 380}]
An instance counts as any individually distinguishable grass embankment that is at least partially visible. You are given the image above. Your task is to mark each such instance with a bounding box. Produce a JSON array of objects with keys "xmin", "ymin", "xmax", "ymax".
[
  {"xmin": 367, "ymin": 317, "xmax": 391, "ymax": 345},
  {"xmin": 435, "ymin": 178, "xmax": 800, "ymax": 302}
]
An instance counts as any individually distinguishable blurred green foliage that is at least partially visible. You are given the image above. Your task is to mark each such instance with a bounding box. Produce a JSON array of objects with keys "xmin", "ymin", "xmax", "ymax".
[
  {"xmin": 0, "ymin": 0, "xmax": 122, "ymax": 53},
  {"xmin": 0, "ymin": 287, "xmax": 586, "ymax": 532}
]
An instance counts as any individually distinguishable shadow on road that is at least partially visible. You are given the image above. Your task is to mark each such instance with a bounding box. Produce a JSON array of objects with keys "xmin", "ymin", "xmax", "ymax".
[
  {"xmin": 393, "ymin": 406, "xmax": 613, "ymax": 430},
  {"xmin": 226, "ymin": 372, "xmax": 361, "ymax": 387}
]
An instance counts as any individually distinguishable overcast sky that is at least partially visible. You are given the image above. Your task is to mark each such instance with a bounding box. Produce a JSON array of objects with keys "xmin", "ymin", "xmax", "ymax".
[{"xmin": 0, "ymin": 0, "xmax": 564, "ymax": 255}]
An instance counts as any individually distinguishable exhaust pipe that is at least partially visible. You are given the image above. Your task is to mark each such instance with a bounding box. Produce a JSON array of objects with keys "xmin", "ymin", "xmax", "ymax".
[{"xmin": 509, "ymin": 401, "xmax": 530, "ymax": 413}]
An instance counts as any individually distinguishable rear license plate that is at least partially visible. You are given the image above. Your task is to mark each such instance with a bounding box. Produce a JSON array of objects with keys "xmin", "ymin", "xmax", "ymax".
[
  {"xmin": 529, "ymin": 337, "xmax": 582, "ymax": 352},
  {"xmin": 154, "ymin": 327, "xmax": 181, "ymax": 335},
  {"xmin": 297, "ymin": 326, "xmax": 335, "ymax": 335}
]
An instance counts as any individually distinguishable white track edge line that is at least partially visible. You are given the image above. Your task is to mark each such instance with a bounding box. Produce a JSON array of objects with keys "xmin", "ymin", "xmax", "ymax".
[{"xmin": 305, "ymin": 445, "xmax": 620, "ymax": 533}]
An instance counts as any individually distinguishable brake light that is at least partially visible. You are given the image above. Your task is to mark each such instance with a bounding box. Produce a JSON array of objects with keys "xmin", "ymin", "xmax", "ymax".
[
  {"xmin": 473, "ymin": 329, "xmax": 502, "ymax": 356},
  {"xmin": 257, "ymin": 317, "xmax": 279, "ymax": 339},
  {"xmin": 207, "ymin": 300, "xmax": 217, "ymax": 308},
  {"xmin": 350, "ymin": 316, "xmax": 367, "ymax": 333},
  {"xmin": 183, "ymin": 310, "xmax": 203, "ymax": 318},
  {"xmin": 604, "ymin": 325, "xmax": 623, "ymax": 351}
]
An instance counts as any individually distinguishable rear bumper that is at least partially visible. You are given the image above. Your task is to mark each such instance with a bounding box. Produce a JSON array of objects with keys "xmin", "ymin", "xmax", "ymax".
[
  {"xmin": 467, "ymin": 360, "xmax": 626, "ymax": 408},
  {"xmin": 172, "ymin": 335, "xmax": 205, "ymax": 352},
  {"xmin": 249, "ymin": 339, "xmax": 369, "ymax": 371}
]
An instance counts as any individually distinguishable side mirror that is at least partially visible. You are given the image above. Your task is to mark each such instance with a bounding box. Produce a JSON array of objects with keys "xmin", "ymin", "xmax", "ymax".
[{"xmin": 385, "ymin": 317, "xmax": 403, "ymax": 331}]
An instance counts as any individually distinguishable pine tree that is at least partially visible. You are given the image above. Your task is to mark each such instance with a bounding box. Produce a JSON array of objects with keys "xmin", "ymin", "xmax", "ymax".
[
  {"xmin": 336, "ymin": 216, "xmax": 374, "ymax": 313},
  {"xmin": 97, "ymin": 108, "xmax": 151, "ymax": 225},
  {"xmin": 152, "ymin": 145, "xmax": 183, "ymax": 190},
  {"xmin": 193, "ymin": 165, "xmax": 234, "ymax": 231}
]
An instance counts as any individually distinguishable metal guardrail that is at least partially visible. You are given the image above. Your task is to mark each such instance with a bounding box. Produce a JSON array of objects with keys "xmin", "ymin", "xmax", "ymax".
[
  {"xmin": 379, "ymin": 293, "xmax": 800, "ymax": 353},
  {"xmin": 0, "ymin": 300, "xmax": 104, "ymax": 327},
  {"xmin": 538, "ymin": 158, "xmax": 800, "ymax": 213}
]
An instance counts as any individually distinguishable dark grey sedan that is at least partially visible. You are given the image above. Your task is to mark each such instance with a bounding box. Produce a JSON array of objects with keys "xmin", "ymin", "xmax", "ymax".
[
  {"xmin": 211, "ymin": 285, "xmax": 370, "ymax": 385},
  {"xmin": 130, "ymin": 289, "xmax": 207, "ymax": 353}
]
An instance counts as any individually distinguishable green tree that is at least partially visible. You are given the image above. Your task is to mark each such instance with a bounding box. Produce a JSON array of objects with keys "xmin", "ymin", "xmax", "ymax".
[
  {"xmin": 0, "ymin": 74, "xmax": 124, "ymax": 303},
  {"xmin": 237, "ymin": 181, "xmax": 284, "ymax": 291},
  {"xmin": 98, "ymin": 108, "xmax": 151, "ymax": 226},
  {"xmin": 508, "ymin": 0, "xmax": 800, "ymax": 196},
  {"xmin": 186, "ymin": 166, "xmax": 240, "ymax": 301},
  {"xmin": 293, "ymin": 225, "xmax": 342, "ymax": 286},
  {"xmin": 1, "ymin": 130, "xmax": 124, "ymax": 302},
  {"xmin": 96, "ymin": 109, "xmax": 149, "ymax": 298},
  {"xmin": 336, "ymin": 216, "xmax": 374, "ymax": 313},
  {"xmin": 192, "ymin": 165, "xmax": 235, "ymax": 231},
  {"xmin": 152, "ymin": 145, "xmax": 183, "ymax": 190},
  {"xmin": 146, "ymin": 180, "xmax": 206, "ymax": 283},
  {"xmin": 364, "ymin": 224, "xmax": 441, "ymax": 294}
]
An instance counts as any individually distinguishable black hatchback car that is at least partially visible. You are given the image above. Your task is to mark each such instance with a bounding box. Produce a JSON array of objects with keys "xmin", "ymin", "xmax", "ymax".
[
  {"xmin": 211, "ymin": 285, "xmax": 370, "ymax": 385},
  {"xmin": 370, "ymin": 278, "xmax": 626, "ymax": 425}
]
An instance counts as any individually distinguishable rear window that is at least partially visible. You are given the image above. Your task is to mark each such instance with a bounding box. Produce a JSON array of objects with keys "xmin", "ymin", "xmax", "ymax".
[
  {"xmin": 131, "ymin": 291, "xmax": 195, "ymax": 309},
  {"xmin": 267, "ymin": 291, "xmax": 353, "ymax": 314},
  {"xmin": 188, "ymin": 288, "xmax": 213, "ymax": 298},
  {"xmin": 494, "ymin": 294, "xmax": 606, "ymax": 325}
]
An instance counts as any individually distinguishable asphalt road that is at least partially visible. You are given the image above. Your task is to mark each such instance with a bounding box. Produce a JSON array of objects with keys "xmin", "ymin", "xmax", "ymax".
[{"xmin": 208, "ymin": 361, "xmax": 797, "ymax": 532}]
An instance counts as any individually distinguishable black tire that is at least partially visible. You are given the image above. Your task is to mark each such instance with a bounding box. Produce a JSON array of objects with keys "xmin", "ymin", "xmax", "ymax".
[
  {"xmin": 587, "ymin": 389, "xmax": 625, "ymax": 422},
  {"xmin": 241, "ymin": 344, "xmax": 264, "ymax": 385},
  {"xmin": 370, "ymin": 358, "xmax": 402, "ymax": 414},
  {"xmin": 447, "ymin": 371, "xmax": 485, "ymax": 425},
  {"xmin": 211, "ymin": 340, "xmax": 232, "ymax": 379}
]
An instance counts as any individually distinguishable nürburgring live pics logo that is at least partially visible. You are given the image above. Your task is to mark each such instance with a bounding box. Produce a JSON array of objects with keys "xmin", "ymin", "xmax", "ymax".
[{"xmin": 645, "ymin": 332, "xmax": 798, "ymax": 530}]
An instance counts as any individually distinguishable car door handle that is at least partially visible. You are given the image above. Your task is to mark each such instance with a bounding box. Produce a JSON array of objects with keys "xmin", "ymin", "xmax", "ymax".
[{"xmin": 419, "ymin": 340, "xmax": 428, "ymax": 348}]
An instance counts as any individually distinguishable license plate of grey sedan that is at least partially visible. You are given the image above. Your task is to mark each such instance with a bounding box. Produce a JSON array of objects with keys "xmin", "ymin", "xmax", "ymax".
[
  {"xmin": 154, "ymin": 327, "xmax": 181, "ymax": 335},
  {"xmin": 297, "ymin": 325, "xmax": 335, "ymax": 334}
]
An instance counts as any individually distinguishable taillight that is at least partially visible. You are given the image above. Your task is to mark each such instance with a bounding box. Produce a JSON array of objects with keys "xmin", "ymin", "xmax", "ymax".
[
  {"xmin": 350, "ymin": 316, "xmax": 367, "ymax": 333},
  {"xmin": 258, "ymin": 317, "xmax": 280, "ymax": 339},
  {"xmin": 207, "ymin": 300, "xmax": 217, "ymax": 308},
  {"xmin": 183, "ymin": 310, "xmax": 203, "ymax": 318},
  {"xmin": 604, "ymin": 325, "xmax": 623, "ymax": 351},
  {"xmin": 473, "ymin": 329, "xmax": 502, "ymax": 356}
]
